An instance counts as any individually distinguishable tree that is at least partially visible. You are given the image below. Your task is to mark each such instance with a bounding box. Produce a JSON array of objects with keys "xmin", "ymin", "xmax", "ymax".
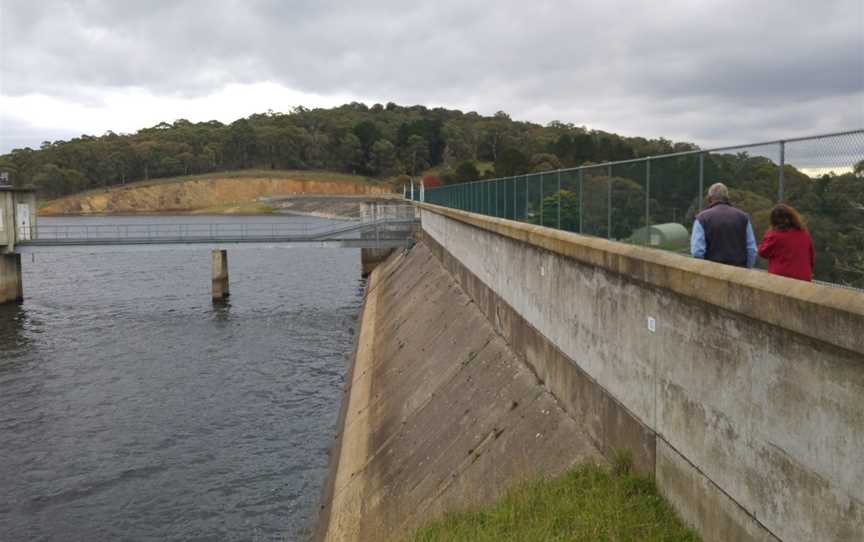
[
  {"xmin": 441, "ymin": 120, "xmax": 471, "ymax": 164},
  {"xmin": 402, "ymin": 135, "xmax": 430, "ymax": 177},
  {"xmin": 225, "ymin": 119, "xmax": 256, "ymax": 169},
  {"xmin": 531, "ymin": 175, "xmax": 649, "ymax": 238},
  {"xmin": 132, "ymin": 141, "xmax": 157, "ymax": 181},
  {"xmin": 335, "ymin": 133, "xmax": 364, "ymax": 173},
  {"xmin": 451, "ymin": 161, "xmax": 480, "ymax": 184},
  {"xmin": 353, "ymin": 120, "xmax": 382, "ymax": 168},
  {"xmin": 495, "ymin": 148, "xmax": 529, "ymax": 177},
  {"xmin": 530, "ymin": 153, "xmax": 562, "ymax": 173},
  {"xmin": 369, "ymin": 140, "xmax": 399, "ymax": 176}
]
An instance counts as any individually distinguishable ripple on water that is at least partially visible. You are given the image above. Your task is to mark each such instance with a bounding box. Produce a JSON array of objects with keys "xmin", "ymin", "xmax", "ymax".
[{"xmin": 0, "ymin": 217, "xmax": 363, "ymax": 541}]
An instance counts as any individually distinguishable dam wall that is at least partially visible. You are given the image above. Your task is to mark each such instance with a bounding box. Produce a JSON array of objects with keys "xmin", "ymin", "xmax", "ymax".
[
  {"xmin": 317, "ymin": 242, "xmax": 603, "ymax": 542},
  {"xmin": 417, "ymin": 203, "xmax": 864, "ymax": 542}
]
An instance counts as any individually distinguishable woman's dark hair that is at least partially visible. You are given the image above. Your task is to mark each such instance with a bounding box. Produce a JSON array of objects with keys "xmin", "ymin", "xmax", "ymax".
[{"xmin": 770, "ymin": 204, "xmax": 805, "ymax": 231}]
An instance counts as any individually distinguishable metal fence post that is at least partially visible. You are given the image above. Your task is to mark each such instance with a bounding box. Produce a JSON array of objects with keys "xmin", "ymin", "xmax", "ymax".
[
  {"xmin": 646, "ymin": 159, "xmax": 652, "ymax": 232},
  {"xmin": 557, "ymin": 170, "xmax": 562, "ymax": 229},
  {"xmin": 607, "ymin": 165, "xmax": 612, "ymax": 239},
  {"xmin": 778, "ymin": 140, "xmax": 785, "ymax": 202},
  {"xmin": 494, "ymin": 181, "xmax": 498, "ymax": 217},
  {"xmin": 480, "ymin": 181, "xmax": 490, "ymax": 215},
  {"xmin": 483, "ymin": 181, "xmax": 487, "ymax": 215},
  {"xmin": 510, "ymin": 177, "xmax": 515, "ymax": 220},
  {"xmin": 699, "ymin": 153, "xmax": 705, "ymax": 210},
  {"xmin": 540, "ymin": 173, "xmax": 544, "ymax": 226},
  {"xmin": 578, "ymin": 169, "xmax": 584, "ymax": 234}
]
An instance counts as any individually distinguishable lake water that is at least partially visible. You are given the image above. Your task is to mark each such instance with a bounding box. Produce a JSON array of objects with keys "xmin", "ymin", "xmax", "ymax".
[{"xmin": 0, "ymin": 215, "xmax": 363, "ymax": 541}]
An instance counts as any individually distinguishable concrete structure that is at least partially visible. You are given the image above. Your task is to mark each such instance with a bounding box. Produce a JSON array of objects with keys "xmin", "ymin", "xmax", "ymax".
[
  {"xmin": 316, "ymin": 243, "xmax": 603, "ymax": 542},
  {"xmin": 0, "ymin": 186, "xmax": 37, "ymax": 253},
  {"xmin": 627, "ymin": 222, "xmax": 690, "ymax": 247},
  {"xmin": 0, "ymin": 253, "xmax": 23, "ymax": 304},
  {"xmin": 211, "ymin": 249, "xmax": 229, "ymax": 301},
  {"xmin": 0, "ymin": 186, "xmax": 37, "ymax": 304},
  {"xmin": 359, "ymin": 201, "xmax": 417, "ymax": 276},
  {"xmin": 413, "ymin": 202, "xmax": 863, "ymax": 542}
]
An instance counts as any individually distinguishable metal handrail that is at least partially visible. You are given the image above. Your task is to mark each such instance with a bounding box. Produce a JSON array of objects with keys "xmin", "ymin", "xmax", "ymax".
[{"xmin": 17, "ymin": 217, "xmax": 418, "ymax": 245}]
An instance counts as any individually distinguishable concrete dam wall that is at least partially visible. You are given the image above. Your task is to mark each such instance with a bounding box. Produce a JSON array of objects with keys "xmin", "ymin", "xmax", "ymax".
[
  {"xmin": 416, "ymin": 204, "xmax": 863, "ymax": 542},
  {"xmin": 318, "ymin": 202, "xmax": 863, "ymax": 541},
  {"xmin": 317, "ymin": 242, "xmax": 603, "ymax": 541}
]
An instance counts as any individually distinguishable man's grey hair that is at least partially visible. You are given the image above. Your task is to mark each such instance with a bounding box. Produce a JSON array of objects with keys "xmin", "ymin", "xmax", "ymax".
[{"xmin": 707, "ymin": 182, "xmax": 729, "ymax": 202}]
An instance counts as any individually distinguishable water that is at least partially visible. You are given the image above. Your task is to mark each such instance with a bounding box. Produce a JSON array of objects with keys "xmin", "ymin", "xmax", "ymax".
[{"xmin": 0, "ymin": 215, "xmax": 364, "ymax": 541}]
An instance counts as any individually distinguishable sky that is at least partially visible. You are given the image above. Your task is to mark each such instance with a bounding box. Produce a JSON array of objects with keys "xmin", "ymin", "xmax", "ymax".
[{"xmin": 1, "ymin": 0, "xmax": 862, "ymax": 154}]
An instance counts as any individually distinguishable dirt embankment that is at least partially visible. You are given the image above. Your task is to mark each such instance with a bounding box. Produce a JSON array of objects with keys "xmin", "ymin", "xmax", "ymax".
[{"xmin": 39, "ymin": 177, "xmax": 394, "ymax": 216}]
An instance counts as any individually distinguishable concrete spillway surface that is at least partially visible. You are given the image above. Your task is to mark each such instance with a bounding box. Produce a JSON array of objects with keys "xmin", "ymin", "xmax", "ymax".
[{"xmin": 318, "ymin": 242, "xmax": 604, "ymax": 541}]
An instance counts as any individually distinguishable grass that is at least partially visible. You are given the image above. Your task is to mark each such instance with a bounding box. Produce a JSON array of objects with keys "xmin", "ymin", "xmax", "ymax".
[
  {"xmin": 406, "ymin": 456, "xmax": 700, "ymax": 542},
  {"xmin": 474, "ymin": 160, "xmax": 495, "ymax": 175}
]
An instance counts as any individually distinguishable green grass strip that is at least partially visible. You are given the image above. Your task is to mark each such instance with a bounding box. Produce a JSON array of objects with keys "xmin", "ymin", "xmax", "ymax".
[{"xmin": 407, "ymin": 460, "xmax": 700, "ymax": 542}]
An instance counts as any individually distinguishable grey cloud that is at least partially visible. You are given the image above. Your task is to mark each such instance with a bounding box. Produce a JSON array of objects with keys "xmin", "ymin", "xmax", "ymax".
[
  {"xmin": 0, "ymin": 114, "xmax": 79, "ymax": 151},
  {"xmin": 1, "ymin": 0, "xmax": 862, "ymax": 149}
]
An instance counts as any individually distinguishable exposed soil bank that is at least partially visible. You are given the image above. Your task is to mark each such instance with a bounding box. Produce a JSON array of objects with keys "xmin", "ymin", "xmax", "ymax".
[
  {"xmin": 39, "ymin": 175, "xmax": 394, "ymax": 216},
  {"xmin": 316, "ymin": 242, "xmax": 602, "ymax": 542}
]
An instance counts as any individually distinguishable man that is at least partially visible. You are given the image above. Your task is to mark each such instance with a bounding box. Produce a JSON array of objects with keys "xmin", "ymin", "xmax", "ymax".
[{"xmin": 691, "ymin": 182, "xmax": 757, "ymax": 268}]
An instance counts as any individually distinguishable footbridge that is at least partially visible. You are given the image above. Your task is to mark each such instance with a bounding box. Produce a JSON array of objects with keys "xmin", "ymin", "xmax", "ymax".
[
  {"xmin": 13, "ymin": 217, "xmax": 415, "ymax": 253},
  {"xmin": 0, "ymin": 186, "xmax": 416, "ymax": 303}
]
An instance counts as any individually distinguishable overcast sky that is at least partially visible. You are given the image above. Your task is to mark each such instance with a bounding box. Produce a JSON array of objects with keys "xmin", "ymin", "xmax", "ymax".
[{"xmin": 1, "ymin": 0, "xmax": 862, "ymax": 154}]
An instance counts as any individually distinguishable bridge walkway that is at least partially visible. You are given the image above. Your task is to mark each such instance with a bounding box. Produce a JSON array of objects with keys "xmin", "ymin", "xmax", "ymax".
[{"xmin": 13, "ymin": 218, "xmax": 417, "ymax": 253}]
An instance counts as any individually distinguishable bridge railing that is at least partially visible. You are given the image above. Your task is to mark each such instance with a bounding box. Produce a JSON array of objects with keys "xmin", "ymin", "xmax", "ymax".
[
  {"xmin": 410, "ymin": 129, "xmax": 864, "ymax": 288},
  {"xmin": 18, "ymin": 217, "xmax": 417, "ymax": 245}
]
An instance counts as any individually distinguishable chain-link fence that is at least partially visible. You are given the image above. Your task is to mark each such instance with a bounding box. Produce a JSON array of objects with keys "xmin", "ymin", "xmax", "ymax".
[{"xmin": 412, "ymin": 129, "xmax": 864, "ymax": 288}]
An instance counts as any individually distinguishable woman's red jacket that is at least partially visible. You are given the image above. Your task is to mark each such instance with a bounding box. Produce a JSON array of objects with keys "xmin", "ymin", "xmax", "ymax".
[{"xmin": 757, "ymin": 228, "xmax": 815, "ymax": 281}]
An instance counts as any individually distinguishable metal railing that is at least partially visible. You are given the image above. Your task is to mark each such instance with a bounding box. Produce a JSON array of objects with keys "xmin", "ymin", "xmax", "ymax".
[
  {"xmin": 410, "ymin": 129, "xmax": 864, "ymax": 288},
  {"xmin": 16, "ymin": 217, "xmax": 418, "ymax": 246}
]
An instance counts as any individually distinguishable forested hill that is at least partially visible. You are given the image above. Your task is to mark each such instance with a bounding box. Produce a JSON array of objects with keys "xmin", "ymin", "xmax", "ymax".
[{"xmin": 0, "ymin": 102, "xmax": 698, "ymax": 198}]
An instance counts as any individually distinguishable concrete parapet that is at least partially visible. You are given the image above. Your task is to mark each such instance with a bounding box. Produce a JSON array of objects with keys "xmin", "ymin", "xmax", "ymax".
[
  {"xmin": 417, "ymin": 202, "xmax": 864, "ymax": 542},
  {"xmin": 211, "ymin": 249, "xmax": 229, "ymax": 301},
  {"xmin": 0, "ymin": 253, "xmax": 23, "ymax": 304}
]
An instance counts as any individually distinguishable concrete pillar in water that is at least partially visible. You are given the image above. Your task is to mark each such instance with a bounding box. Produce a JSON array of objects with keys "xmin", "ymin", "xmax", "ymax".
[
  {"xmin": 0, "ymin": 253, "xmax": 23, "ymax": 305},
  {"xmin": 361, "ymin": 247, "xmax": 393, "ymax": 277},
  {"xmin": 360, "ymin": 201, "xmax": 391, "ymax": 277},
  {"xmin": 211, "ymin": 249, "xmax": 229, "ymax": 301}
]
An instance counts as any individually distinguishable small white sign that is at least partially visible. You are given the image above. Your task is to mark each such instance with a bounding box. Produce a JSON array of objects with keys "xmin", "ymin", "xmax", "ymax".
[
  {"xmin": 647, "ymin": 316, "xmax": 656, "ymax": 333},
  {"xmin": 16, "ymin": 203, "xmax": 30, "ymax": 241}
]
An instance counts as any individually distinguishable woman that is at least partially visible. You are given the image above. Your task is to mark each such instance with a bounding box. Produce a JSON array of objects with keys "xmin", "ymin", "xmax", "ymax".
[{"xmin": 757, "ymin": 204, "xmax": 815, "ymax": 281}]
